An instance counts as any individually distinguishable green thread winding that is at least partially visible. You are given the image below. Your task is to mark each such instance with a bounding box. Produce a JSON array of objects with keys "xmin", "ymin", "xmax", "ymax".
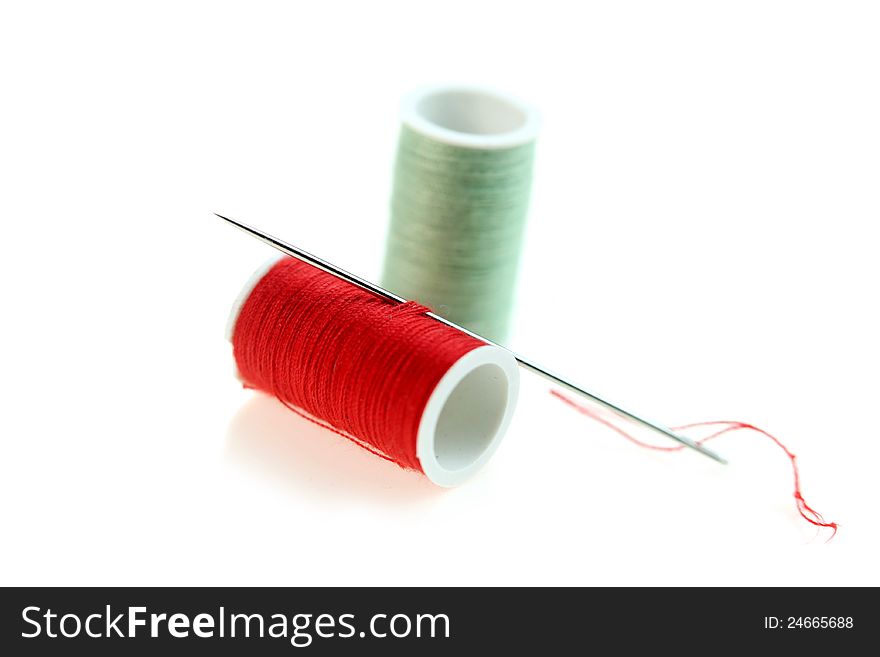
[{"xmin": 381, "ymin": 124, "xmax": 535, "ymax": 342}]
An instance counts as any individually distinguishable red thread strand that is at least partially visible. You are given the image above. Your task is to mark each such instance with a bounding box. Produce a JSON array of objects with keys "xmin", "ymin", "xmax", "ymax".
[
  {"xmin": 551, "ymin": 390, "xmax": 837, "ymax": 539},
  {"xmin": 233, "ymin": 256, "xmax": 484, "ymax": 471}
]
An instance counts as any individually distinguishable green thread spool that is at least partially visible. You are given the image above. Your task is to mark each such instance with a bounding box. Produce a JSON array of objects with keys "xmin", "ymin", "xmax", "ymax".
[{"xmin": 381, "ymin": 86, "xmax": 540, "ymax": 342}]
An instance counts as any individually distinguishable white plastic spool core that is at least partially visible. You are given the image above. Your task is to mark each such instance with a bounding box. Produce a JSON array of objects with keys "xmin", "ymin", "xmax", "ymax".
[
  {"xmin": 225, "ymin": 255, "xmax": 285, "ymax": 342},
  {"xmin": 417, "ymin": 345, "xmax": 519, "ymax": 487},
  {"xmin": 227, "ymin": 258, "xmax": 520, "ymax": 486},
  {"xmin": 401, "ymin": 84, "xmax": 540, "ymax": 150}
]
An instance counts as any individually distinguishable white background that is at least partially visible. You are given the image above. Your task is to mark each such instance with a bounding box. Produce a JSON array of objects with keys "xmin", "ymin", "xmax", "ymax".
[{"xmin": 1, "ymin": 1, "xmax": 878, "ymax": 586}]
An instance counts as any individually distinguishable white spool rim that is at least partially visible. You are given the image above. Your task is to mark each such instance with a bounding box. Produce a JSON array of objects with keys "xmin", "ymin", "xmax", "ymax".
[
  {"xmin": 225, "ymin": 254, "xmax": 286, "ymax": 342},
  {"xmin": 401, "ymin": 84, "xmax": 540, "ymax": 150},
  {"xmin": 417, "ymin": 345, "xmax": 519, "ymax": 487}
]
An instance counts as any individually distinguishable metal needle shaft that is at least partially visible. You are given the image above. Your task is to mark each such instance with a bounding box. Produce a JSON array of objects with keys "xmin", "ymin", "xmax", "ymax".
[{"xmin": 216, "ymin": 212, "xmax": 727, "ymax": 465}]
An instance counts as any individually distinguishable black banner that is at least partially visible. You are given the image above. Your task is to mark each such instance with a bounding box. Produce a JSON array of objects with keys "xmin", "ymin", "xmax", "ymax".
[{"xmin": 0, "ymin": 587, "xmax": 871, "ymax": 654}]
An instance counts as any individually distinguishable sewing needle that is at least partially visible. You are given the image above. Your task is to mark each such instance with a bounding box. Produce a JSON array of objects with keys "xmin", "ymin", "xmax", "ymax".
[{"xmin": 217, "ymin": 212, "xmax": 727, "ymax": 465}]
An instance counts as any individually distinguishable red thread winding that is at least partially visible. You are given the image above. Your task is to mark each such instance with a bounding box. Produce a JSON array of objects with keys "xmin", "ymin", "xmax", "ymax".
[
  {"xmin": 232, "ymin": 257, "xmax": 484, "ymax": 471},
  {"xmin": 551, "ymin": 390, "xmax": 837, "ymax": 539}
]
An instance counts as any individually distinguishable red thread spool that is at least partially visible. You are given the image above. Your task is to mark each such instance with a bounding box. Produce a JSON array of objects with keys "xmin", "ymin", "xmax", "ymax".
[{"xmin": 227, "ymin": 256, "xmax": 520, "ymax": 486}]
